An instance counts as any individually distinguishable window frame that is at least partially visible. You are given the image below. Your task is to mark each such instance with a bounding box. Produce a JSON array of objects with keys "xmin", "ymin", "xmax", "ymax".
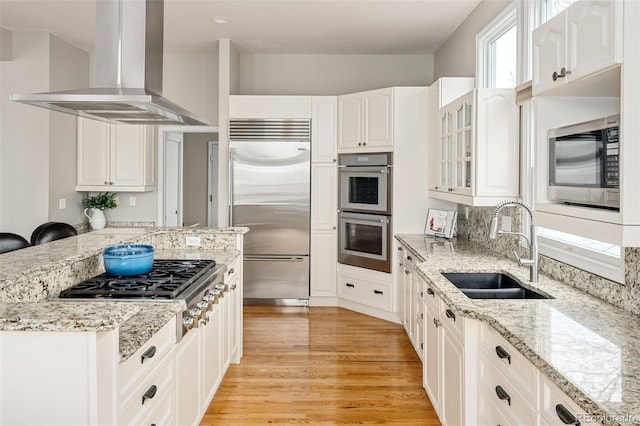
[{"xmin": 475, "ymin": 1, "xmax": 518, "ymax": 89}]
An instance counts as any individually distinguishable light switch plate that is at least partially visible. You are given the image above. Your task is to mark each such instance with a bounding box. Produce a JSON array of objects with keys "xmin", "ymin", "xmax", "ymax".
[
  {"xmin": 186, "ymin": 236, "xmax": 201, "ymax": 247},
  {"xmin": 58, "ymin": 198, "xmax": 66, "ymax": 209}
]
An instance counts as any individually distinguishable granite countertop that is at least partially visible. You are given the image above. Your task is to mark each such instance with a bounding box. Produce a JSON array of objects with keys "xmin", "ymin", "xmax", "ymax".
[
  {"xmin": 0, "ymin": 227, "xmax": 244, "ymax": 362},
  {"xmin": 396, "ymin": 234, "xmax": 640, "ymax": 426}
]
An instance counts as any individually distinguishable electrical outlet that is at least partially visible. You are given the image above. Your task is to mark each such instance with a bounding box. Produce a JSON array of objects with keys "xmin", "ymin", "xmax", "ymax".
[
  {"xmin": 58, "ymin": 198, "xmax": 66, "ymax": 209},
  {"xmin": 501, "ymin": 216, "xmax": 512, "ymax": 232},
  {"xmin": 129, "ymin": 196, "xmax": 136, "ymax": 206},
  {"xmin": 186, "ymin": 236, "xmax": 201, "ymax": 247}
]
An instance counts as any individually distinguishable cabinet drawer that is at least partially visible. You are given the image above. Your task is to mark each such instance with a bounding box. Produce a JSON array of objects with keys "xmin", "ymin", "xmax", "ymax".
[
  {"xmin": 439, "ymin": 300, "xmax": 463, "ymax": 341},
  {"xmin": 119, "ymin": 316, "xmax": 176, "ymax": 401},
  {"xmin": 119, "ymin": 353, "xmax": 174, "ymax": 425},
  {"xmin": 126, "ymin": 383, "xmax": 173, "ymax": 426},
  {"xmin": 479, "ymin": 323, "xmax": 538, "ymax": 404},
  {"xmin": 540, "ymin": 375, "xmax": 600, "ymax": 426},
  {"xmin": 338, "ymin": 277, "xmax": 391, "ymax": 311},
  {"xmin": 478, "ymin": 354, "xmax": 538, "ymax": 426}
]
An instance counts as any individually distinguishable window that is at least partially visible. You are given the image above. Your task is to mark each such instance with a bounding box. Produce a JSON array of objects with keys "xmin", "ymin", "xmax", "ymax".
[
  {"xmin": 543, "ymin": 0, "xmax": 578, "ymax": 21},
  {"xmin": 476, "ymin": 1, "xmax": 517, "ymax": 88}
]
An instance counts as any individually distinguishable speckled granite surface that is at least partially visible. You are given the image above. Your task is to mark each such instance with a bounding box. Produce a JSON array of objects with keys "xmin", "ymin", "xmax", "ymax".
[
  {"xmin": 397, "ymin": 234, "xmax": 640, "ymax": 426},
  {"xmin": 0, "ymin": 228, "xmax": 244, "ymax": 362}
]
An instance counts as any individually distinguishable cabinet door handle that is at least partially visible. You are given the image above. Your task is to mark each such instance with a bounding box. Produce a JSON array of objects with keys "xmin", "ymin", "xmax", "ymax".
[
  {"xmin": 555, "ymin": 404, "xmax": 580, "ymax": 425},
  {"xmin": 420, "ymin": 291, "xmax": 424, "ymax": 298},
  {"xmin": 433, "ymin": 318, "xmax": 440, "ymax": 328},
  {"xmin": 427, "ymin": 288, "xmax": 435, "ymax": 296},
  {"xmin": 398, "ymin": 247, "xmax": 403, "ymax": 251},
  {"xmin": 358, "ymin": 142, "xmax": 363, "ymax": 146},
  {"xmin": 552, "ymin": 67, "xmax": 571, "ymax": 81},
  {"xmin": 407, "ymin": 255, "xmax": 412, "ymax": 261},
  {"xmin": 231, "ymin": 283, "xmax": 237, "ymax": 290},
  {"xmin": 495, "ymin": 385, "xmax": 511, "ymax": 406},
  {"xmin": 228, "ymin": 268, "xmax": 235, "ymax": 275},
  {"xmin": 420, "ymin": 313, "xmax": 424, "ymax": 320},
  {"xmin": 141, "ymin": 346, "xmax": 156, "ymax": 364},
  {"xmin": 404, "ymin": 269, "xmax": 410, "ymax": 275},
  {"xmin": 332, "ymin": 226, "xmax": 337, "ymax": 230},
  {"xmin": 346, "ymin": 283, "xmax": 355, "ymax": 288},
  {"xmin": 373, "ymin": 289, "xmax": 383, "ymax": 295},
  {"xmin": 495, "ymin": 345, "xmax": 511, "ymax": 364},
  {"xmin": 445, "ymin": 309, "xmax": 456, "ymax": 321},
  {"xmin": 142, "ymin": 385, "xmax": 157, "ymax": 405}
]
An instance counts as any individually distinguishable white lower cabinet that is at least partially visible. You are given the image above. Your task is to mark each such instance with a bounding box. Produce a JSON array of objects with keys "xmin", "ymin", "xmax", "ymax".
[
  {"xmin": 422, "ymin": 279, "xmax": 467, "ymax": 426},
  {"xmin": 541, "ymin": 375, "xmax": 600, "ymax": 426},
  {"xmin": 175, "ymin": 327, "xmax": 203, "ymax": 426},
  {"xmin": 338, "ymin": 264, "xmax": 393, "ymax": 313}
]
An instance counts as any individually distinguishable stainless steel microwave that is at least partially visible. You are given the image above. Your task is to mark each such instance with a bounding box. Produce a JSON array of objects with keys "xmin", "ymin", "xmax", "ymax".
[{"xmin": 548, "ymin": 114, "xmax": 620, "ymax": 210}]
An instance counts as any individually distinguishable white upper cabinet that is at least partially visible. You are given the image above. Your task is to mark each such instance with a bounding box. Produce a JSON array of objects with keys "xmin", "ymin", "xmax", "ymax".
[
  {"xmin": 77, "ymin": 118, "xmax": 156, "ymax": 192},
  {"xmin": 428, "ymin": 88, "xmax": 518, "ymax": 206},
  {"xmin": 532, "ymin": 0, "xmax": 621, "ymax": 96},
  {"xmin": 338, "ymin": 88, "xmax": 393, "ymax": 152},
  {"xmin": 311, "ymin": 96, "xmax": 338, "ymax": 163}
]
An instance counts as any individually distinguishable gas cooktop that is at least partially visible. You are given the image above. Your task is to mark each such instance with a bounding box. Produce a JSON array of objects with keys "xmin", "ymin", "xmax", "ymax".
[{"xmin": 59, "ymin": 259, "xmax": 217, "ymax": 299}]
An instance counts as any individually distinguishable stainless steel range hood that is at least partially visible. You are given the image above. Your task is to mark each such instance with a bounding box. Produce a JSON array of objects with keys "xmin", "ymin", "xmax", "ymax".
[{"xmin": 10, "ymin": 0, "xmax": 208, "ymax": 126}]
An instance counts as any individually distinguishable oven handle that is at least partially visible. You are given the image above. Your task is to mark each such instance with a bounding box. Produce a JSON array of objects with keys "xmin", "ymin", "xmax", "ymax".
[
  {"xmin": 244, "ymin": 255, "xmax": 306, "ymax": 262},
  {"xmin": 339, "ymin": 212, "xmax": 390, "ymax": 224},
  {"xmin": 338, "ymin": 166, "xmax": 390, "ymax": 174}
]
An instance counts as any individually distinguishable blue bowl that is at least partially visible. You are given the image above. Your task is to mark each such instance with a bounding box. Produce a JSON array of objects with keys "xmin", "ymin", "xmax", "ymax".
[{"xmin": 103, "ymin": 244, "xmax": 154, "ymax": 276}]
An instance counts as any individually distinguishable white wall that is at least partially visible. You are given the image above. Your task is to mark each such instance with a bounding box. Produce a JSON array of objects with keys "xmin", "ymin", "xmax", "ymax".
[
  {"xmin": 434, "ymin": 0, "xmax": 511, "ymax": 79},
  {"xmin": 238, "ymin": 54, "xmax": 435, "ymax": 95},
  {"xmin": 163, "ymin": 51, "xmax": 219, "ymax": 126},
  {"xmin": 48, "ymin": 35, "xmax": 89, "ymax": 227},
  {"xmin": 0, "ymin": 31, "xmax": 51, "ymax": 239}
]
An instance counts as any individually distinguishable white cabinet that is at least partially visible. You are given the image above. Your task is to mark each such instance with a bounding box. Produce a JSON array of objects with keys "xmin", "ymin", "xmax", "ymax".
[
  {"xmin": 225, "ymin": 256, "xmax": 242, "ymax": 365},
  {"xmin": 428, "ymin": 88, "xmax": 518, "ymax": 206},
  {"xmin": 310, "ymin": 97, "xmax": 338, "ymax": 302},
  {"xmin": 422, "ymin": 281, "xmax": 466, "ymax": 426},
  {"xmin": 532, "ymin": 0, "xmax": 621, "ymax": 96},
  {"xmin": 201, "ymin": 302, "xmax": 223, "ymax": 409},
  {"xmin": 338, "ymin": 88, "xmax": 393, "ymax": 152},
  {"xmin": 77, "ymin": 118, "xmax": 156, "ymax": 192},
  {"xmin": 310, "ymin": 230, "xmax": 337, "ymax": 298},
  {"xmin": 338, "ymin": 264, "xmax": 393, "ymax": 314},
  {"xmin": 541, "ymin": 375, "xmax": 600, "ymax": 426},
  {"xmin": 311, "ymin": 96, "xmax": 338, "ymax": 163},
  {"xmin": 175, "ymin": 327, "xmax": 202, "ymax": 426}
]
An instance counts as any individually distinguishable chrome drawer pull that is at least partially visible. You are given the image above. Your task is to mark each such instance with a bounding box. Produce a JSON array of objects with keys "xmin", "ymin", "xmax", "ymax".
[
  {"xmin": 495, "ymin": 385, "xmax": 511, "ymax": 406},
  {"xmin": 555, "ymin": 404, "xmax": 580, "ymax": 425},
  {"xmin": 141, "ymin": 346, "xmax": 156, "ymax": 364},
  {"xmin": 142, "ymin": 385, "xmax": 157, "ymax": 405},
  {"xmin": 495, "ymin": 345, "xmax": 511, "ymax": 364}
]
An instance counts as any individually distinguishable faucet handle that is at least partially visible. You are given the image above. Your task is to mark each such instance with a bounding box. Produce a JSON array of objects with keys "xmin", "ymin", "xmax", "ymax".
[{"xmin": 513, "ymin": 250, "xmax": 534, "ymax": 266}]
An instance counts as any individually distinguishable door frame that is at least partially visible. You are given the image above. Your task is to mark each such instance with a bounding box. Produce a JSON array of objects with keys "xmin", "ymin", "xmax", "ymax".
[
  {"xmin": 156, "ymin": 126, "xmax": 219, "ymax": 226},
  {"xmin": 164, "ymin": 132, "xmax": 183, "ymax": 227}
]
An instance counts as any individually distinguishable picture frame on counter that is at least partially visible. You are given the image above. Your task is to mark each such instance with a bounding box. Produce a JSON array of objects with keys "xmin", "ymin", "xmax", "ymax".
[{"xmin": 424, "ymin": 208, "xmax": 457, "ymax": 239}]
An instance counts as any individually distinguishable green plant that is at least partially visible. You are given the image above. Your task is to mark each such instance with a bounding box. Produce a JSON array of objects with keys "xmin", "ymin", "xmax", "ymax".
[{"xmin": 83, "ymin": 192, "xmax": 118, "ymax": 210}]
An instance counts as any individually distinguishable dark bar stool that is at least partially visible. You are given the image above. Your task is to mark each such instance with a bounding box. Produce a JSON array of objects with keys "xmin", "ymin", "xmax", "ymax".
[
  {"xmin": 30, "ymin": 222, "xmax": 78, "ymax": 245},
  {"xmin": 0, "ymin": 233, "xmax": 30, "ymax": 254}
]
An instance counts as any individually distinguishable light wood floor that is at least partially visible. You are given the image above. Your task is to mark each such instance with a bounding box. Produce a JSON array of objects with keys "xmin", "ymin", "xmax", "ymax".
[{"xmin": 201, "ymin": 306, "xmax": 440, "ymax": 425}]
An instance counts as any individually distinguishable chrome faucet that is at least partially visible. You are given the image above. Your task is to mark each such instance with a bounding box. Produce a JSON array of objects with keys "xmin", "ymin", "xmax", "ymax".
[{"xmin": 489, "ymin": 199, "xmax": 539, "ymax": 283}]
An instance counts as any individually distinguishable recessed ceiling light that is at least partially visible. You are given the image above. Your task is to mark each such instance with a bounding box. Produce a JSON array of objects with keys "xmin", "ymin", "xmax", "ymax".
[{"xmin": 212, "ymin": 17, "xmax": 230, "ymax": 24}]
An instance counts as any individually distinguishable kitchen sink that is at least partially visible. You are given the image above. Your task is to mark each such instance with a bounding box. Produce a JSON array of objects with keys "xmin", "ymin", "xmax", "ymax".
[{"xmin": 442, "ymin": 272, "xmax": 552, "ymax": 300}]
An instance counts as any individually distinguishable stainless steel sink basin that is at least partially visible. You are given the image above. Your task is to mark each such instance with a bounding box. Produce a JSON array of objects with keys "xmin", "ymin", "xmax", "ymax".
[{"xmin": 442, "ymin": 272, "xmax": 551, "ymax": 300}]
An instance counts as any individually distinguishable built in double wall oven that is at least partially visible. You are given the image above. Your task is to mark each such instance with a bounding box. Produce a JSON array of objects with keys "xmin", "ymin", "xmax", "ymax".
[
  {"xmin": 548, "ymin": 114, "xmax": 620, "ymax": 209},
  {"xmin": 338, "ymin": 153, "xmax": 392, "ymax": 273}
]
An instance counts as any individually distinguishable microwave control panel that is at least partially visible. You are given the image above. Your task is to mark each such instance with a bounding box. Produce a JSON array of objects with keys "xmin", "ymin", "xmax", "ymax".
[{"xmin": 605, "ymin": 127, "xmax": 619, "ymax": 188}]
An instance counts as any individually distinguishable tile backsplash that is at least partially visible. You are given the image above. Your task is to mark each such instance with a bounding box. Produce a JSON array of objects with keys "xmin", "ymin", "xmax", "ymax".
[{"xmin": 456, "ymin": 205, "xmax": 640, "ymax": 317}]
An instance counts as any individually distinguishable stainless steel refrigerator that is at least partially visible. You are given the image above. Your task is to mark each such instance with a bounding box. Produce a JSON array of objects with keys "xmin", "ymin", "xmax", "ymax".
[{"xmin": 229, "ymin": 119, "xmax": 311, "ymax": 305}]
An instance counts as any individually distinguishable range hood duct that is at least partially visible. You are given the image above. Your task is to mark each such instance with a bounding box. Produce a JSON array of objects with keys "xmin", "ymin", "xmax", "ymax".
[{"xmin": 10, "ymin": 0, "xmax": 208, "ymax": 125}]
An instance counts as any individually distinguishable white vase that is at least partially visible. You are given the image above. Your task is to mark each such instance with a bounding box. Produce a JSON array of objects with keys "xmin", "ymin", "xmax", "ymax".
[{"xmin": 84, "ymin": 208, "xmax": 107, "ymax": 230}]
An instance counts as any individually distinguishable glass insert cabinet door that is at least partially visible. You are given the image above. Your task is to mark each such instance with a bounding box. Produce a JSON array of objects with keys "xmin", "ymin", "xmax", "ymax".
[{"xmin": 438, "ymin": 93, "xmax": 474, "ymax": 195}]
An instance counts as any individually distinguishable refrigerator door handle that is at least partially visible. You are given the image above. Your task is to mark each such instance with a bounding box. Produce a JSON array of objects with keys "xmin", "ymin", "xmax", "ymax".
[
  {"xmin": 229, "ymin": 147, "xmax": 235, "ymax": 225},
  {"xmin": 244, "ymin": 255, "xmax": 306, "ymax": 262}
]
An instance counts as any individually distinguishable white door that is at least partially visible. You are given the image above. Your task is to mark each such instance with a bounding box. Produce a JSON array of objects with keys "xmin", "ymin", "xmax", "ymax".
[
  {"xmin": 208, "ymin": 141, "xmax": 219, "ymax": 227},
  {"xmin": 164, "ymin": 133, "xmax": 183, "ymax": 227}
]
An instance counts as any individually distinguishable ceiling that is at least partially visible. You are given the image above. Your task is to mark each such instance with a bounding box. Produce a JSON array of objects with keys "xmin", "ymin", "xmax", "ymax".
[{"xmin": 0, "ymin": 0, "xmax": 481, "ymax": 55}]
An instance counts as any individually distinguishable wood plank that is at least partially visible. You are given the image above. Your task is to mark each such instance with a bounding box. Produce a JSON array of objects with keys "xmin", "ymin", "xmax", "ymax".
[{"xmin": 201, "ymin": 306, "xmax": 440, "ymax": 425}]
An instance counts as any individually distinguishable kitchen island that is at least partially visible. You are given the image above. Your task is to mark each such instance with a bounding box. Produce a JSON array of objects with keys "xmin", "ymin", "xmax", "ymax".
[
  {"xmin": 0, "ymin": 226, "xmax": 247, "ymax": 425},
  {"xmin": 397, "ymin": 234, "xmax": 639, "ymax": 426}
]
